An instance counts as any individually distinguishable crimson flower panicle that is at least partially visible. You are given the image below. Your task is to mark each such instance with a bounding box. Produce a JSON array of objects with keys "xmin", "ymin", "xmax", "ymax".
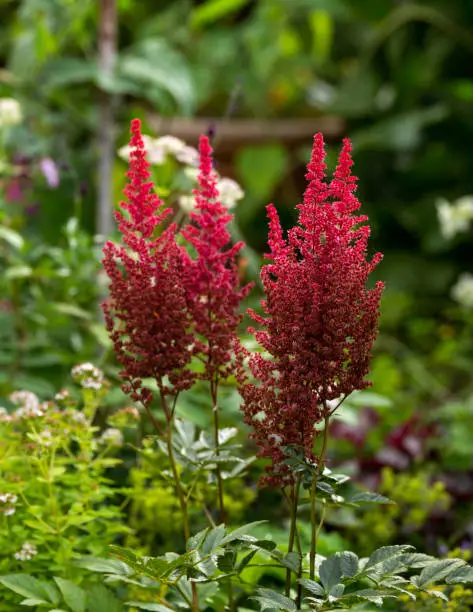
[
  {"xmin": 102, "ymin": 119, "xmax": 195, "ymax": 406},
  {"xmin": 238, "ymin": 133, "xmax": 384, "ymax": 486},
  {"xmin": 181, "ymin": 135, "xmax": 252, "ymax": 381}
]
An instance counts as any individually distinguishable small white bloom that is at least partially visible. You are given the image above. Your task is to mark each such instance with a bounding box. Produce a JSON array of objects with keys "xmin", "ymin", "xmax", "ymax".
[
  {"xmin": 81, "ymin": 378, "xmax": 103, "ymax": 390},
  {"xmin": 55, "ymin": 389, "xmax": 70, "ymax": 401},
  {"xmin": 178, "ymin": 194, "xmax": 197, "ymax": 214},
  {"xmin": 155, "ymin": 135, "xmax": 186, "ymax": 154},
  {"xmin": 0, "ymin": 98, "xmax": 22, "ymax": 128},
  {"xmin": 217, "ymin": 177, "xmax": 244, "ymax": 209},
  {"xmin": 437, "ymin": 196, "xmax": 473, "ymax": 240},
  {"xmin": 4, "ymin": 506, "xmax": 15, "ymax": 516},
  {"xmin": 14, "ymin": 542, "xmax": 37, "ymax": 561},
  {"xmin": 10, "ymin": 391, "xmax": 45, "ymax": 419},
  {"xmin": 175, "ymin": 145, "xmax": 199, "ymax": 166},
  {"xmin": 184, "ymin": 166, "xmax": 199, "ymax": 182},
  {"xmin": 99, "ymin": 428, "xmax": 123, "ymax": 446},
  {"xmin": 38, "ymin": 429, "xmax": 53, "ymax": 447},
  {"xmin": 117, "ymin": 135, "xmax": 157, "ymax": 162},
  {"xmin": 71, "ymin": 363, "xmax": 104, "ymax": 390},
  {"xmin": 0, "ymin": 493, "xmax": 18, "ymax": 504},
  {"xmin": 71, "ymin": 411, "xmax": 88, "ymax": 425},
  {"xmin": 451, "ymin": 273, "xmax": 473, "ymax": 309}
]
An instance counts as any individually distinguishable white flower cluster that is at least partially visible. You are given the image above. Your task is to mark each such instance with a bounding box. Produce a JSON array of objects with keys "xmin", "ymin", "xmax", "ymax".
[
  {"xmin": 0, "ymin": 492, "xmax": 18, "ymax": 516},
  {"xmin": 436, "ymin": 196, "xmax": 473, "ymax": 240},
  {"xmin": 14, "ymin": 542, "xmax": 37, "ymax": 561},
  {"xmin": 178, "ymin": 176, "xmax": 244, "ymax": 213},
  {"xmin": 71, "ymin": 411, "xmax": 88, "ymax": 425},
  {"xmin": 99, "ymin": 427, "xmax": 124, "ymax": 446},
  {"xmin": 451, "ymin": 273, "xmax": 473, "ymax": 309},
  {"xmin": 118, "ymin": 134, "xmax": 199, "ymax": 166},
  {"xmin": 0, "ymin": 98, "xmax": 22, "ymax": 128},
  {"xmin": 54, "ymin": 389, "xmax": 70, "ymax": 402},
  {"xmin": 71, "ymin": 363, "xmax": 105, "ymax": 390},
  {"xmin": 9, "ymin": 391, "xmax": 45, "ymax": 419}
]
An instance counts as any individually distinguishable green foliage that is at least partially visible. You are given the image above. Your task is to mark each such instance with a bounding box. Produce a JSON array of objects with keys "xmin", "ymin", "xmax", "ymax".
[{"xmin": 353, "ymin": 469, "xmax": 451, "ymax": 555}]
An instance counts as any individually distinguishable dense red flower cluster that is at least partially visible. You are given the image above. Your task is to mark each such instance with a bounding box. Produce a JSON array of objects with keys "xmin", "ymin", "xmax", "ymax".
[
  {"xmin": 103, "ymin": 121, "xmax": 250, "ymax": 408},
  {"xmin": 238, "ymin": 134, "xmax": 384, "ymax": 485},
  {"xmin": 102, "ymin": 119, "xmax": 195, "ymax": 406},
  {"xmin": 182, "ymin": 136, "xmax": 252, "ymax": 381}
]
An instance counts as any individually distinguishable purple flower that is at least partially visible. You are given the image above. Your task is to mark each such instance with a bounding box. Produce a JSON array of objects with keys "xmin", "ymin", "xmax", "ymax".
[{"xmin": 40, "ymin": 157, "xmax": 60, "ymax": 188}]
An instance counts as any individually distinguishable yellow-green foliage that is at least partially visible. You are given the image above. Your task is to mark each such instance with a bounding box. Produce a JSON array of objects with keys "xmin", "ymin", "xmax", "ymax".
[{"xmin": 353, "ymin": 468, "xmax": 451, "ymax": 555}]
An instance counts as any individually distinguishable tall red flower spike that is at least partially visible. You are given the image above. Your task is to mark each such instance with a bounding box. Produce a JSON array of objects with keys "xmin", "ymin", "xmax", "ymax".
[
  {"xmin": 238, "ymin": 134, "xmax": 384, "ymax": 486},
  {"xmin": 181, "ymin": 135, "xmax": 252, "ymax": 381},
  {"xmin": 102, "ymin": 119, "xmax": 195, "ymax": 407}
]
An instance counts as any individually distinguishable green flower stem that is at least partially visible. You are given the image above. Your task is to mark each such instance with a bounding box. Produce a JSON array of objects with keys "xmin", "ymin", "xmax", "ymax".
[
  {"xmin": 310, "ymin": 415, "xmax": 330, "ymax": 581},
  {"xmin": 285, "ymin": 477, "xmax": 301, "ymax": 597},
  {"xmin": 210, "ymin": 376, "xmax": 235, "ymax": 611},
  {"xmin": 210, "ymin": 377, "xmax": 226, "ymax": 524},
  {"xmin": 157, "ymin": 391, "xmax": 198, "ymax": 612}
]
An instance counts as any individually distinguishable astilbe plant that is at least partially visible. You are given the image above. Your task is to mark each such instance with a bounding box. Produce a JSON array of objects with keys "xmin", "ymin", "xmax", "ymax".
[
  {"xmin": 102, "ymin": 120, "xmax": 251, "ymax": 610},
  {"xmin": 238, "ymin": 134, "xmax": 384, "ymax": 486},
  {"xmin": 90, "ymin": 123, "xmax": 473, "ymax": 612}
]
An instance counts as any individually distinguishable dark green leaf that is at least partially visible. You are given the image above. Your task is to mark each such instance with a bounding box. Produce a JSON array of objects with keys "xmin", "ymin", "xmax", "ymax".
[
  {"xmin": 252, "ymin": 587, "xmax": 297, "ymax": 611},
  {"xmin": 417, "ymin": 559, "xmax": 465, "ymax": 588}
]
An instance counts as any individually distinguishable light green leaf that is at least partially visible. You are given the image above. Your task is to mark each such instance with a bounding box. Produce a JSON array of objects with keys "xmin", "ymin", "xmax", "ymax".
[
  {"xmin": 86, "ymin": 584, "xmax": 123, "ymax": 612},
  {"xmin": 191, "ymin": 0, "xmax": 251, "ymax": 27},
  {"xmin": 201, "ymin": 524, "xmax": 226, "ymax": 554},
  {"xmin": 125, "ymin": 604, "xmax": 171, "ymax": 612},
  {"xmin": 220, "ymin": 521, "xmax": 267, "ymax": 545},
  {"xmin": 0, "ymin": 575, "xmax": 56, "ymax": 602},
  {"xmin": 0, "ymin": 226, "xmax": 24, "ymax": 250},
  {"xmin": 20, "ymin": 599, "xmax": 50, "ymax": 606},
  {"xmin": 73, "ymin": 557, "xmax": 133, "ymax": 576},
  {"xmin": 52, "ymin": 303, "xmax": 92, "ymax": 320},
  {"xmin": 5, "ymin": 265, "xmax": 33, "ymax": 279},
  {"xmin": 54, "ymin": 578, "xmax": 87, "ymax": 612},
  {"xmin": 119, "ymin": 39, "xmax": 195, "ymax": 115}
]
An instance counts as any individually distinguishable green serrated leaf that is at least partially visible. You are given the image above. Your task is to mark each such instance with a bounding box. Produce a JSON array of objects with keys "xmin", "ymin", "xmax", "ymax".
[
  {"xmin": 364, "ymin": 545, "xmax": 414, "ymax": 571},
  {"xmin": 220, "ymin": 521, "xmax": 267, "ymax": 545},
  {"xmin": 349, "ymin": 492, "xmax": 394, "ymax": 505},
  {"xmin": 252, "ymin": 587, "xmax": 297, "ymax": 611},
  {"xmin": 281, "ymin": 552, "xmax": 301, "ymax": 573},
  {"xmin": 201, "ymin": 524, "xmax": 226, "ymax": 554},
  {"xmin": 446, "ymin": 565, "xmax": 473, "ymax": 584},
  {"xmin": 73, "ymin": 556, "xmax": 132, "ymax": 576},
  {"xmin": 319, "ymin": 555, "xmax": 343, "ymax": 592},
  {"xmin": 217, "ymin": 550, "xmax": 235, "ymax": 573},
  {"xmin": 299, "ymin": 578, "xmax": 325, "ymax": 596},
  {"xmin": 417, "ymin": 559, "xmax": 465, "ymax": 588}
]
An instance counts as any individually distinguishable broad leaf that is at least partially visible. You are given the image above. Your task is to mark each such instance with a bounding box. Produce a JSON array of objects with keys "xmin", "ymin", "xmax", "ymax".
[
  {"xmin": 417, "ymin": 559, "xmax": 465, "ymax": 588},
  {"xmin": 54, "ymin": 578, "xmax": 87, "ymax": 612},
  {"xmin": 252, "ymin": 588, "xmax": 297, "ymax": 611},
  {"xmin": 0, "ymin": 575, "xmax": 57, "ymax": 603}
]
